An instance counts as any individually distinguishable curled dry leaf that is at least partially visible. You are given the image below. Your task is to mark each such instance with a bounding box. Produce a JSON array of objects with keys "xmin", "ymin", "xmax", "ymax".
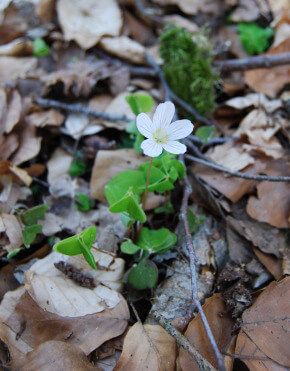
[
  {"xmin": 47, "ymin": 147, "xmax": 72, "ymax": 185},
  {"xmin": 178, "ymin": 294, "xmax": 234, "ymax": 370},
  {"xmin": 0, "ymin": 37, "xmax": 32, "ymax": 57},
  {"xmin": 152, "ymin": 0, "xmax": 224, "ymax": 15},
  {"xmin": 100, "ymin": 36, "xmax": 145, "ymax": 64},
  {"xmin": 115, "ymin": 323, "xmax": 176, "ymax": 371},
  {"xmin": 225, "ymin": 93, "xmax": 282, "ymax": 113},
  {"xmin": 8, "ymin": 340, "xmax": 99, "ymax": 371},
  {"xmin": 0, "ymin": 213, "xmax": 23, "ymax": 252},
  {"xmin": 235, "ymin": 276, "xmax": 290, "ymax": 369},
  {"xmin": 0, "ymin": 87, "xmax": 22, "ymax": 134},
  {"xmin": 90, "ymin": 149, "xmax": 146, "ymax": 202},
  {"xmin": 57, "ymin": 0, "xmax": 122, "ymax": 49},
  {"xmin": 26, "ymin": 109, "xmax": 65, "ymax": 128},
  {"xmin": 229, "ymin": 0, "xmax": 260, "ymax": 21}
]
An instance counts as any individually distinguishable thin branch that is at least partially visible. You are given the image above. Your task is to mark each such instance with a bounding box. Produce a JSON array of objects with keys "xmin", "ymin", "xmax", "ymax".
[
  {"xmin": 186, "ymin": 154, "xmax": 290, "ymax": 182},
  {"xmin": 145, "ymin": 53, "xmax": 217, "ymax": 126},
  {"xmin": 134, "ymin": 0, "xmax": 164, "ymax": 25},
  {"xmin": 180, "ymin": 169, "xmax": 226, "ymax": 371},
  {"xmin": 151, "ymin": 311, "xmax": 216, "ymax": 371},
  {"xmin": 214, "ymin": 52, "xmax": 290, "ymax": 72},
  {"xmin": 34, "ymin": 97, "xmax": 131, "ymax": 123},
  {"xmin": 188, "ymin": 135, "xmax": 236, "ymax": 147}
]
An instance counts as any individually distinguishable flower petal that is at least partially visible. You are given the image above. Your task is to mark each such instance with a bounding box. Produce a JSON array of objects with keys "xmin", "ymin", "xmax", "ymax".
[
  {"xmin": 153, "ymin": 101, "xmax": 175, "ymax": 130},
  {"xmin": 162, "ymin": 141, "xmax": 187, "ymax": 154},
  {"xmin": 141, "ymin": 139, "xmax": 163, "ymax": 157},
  {"xmin": 136, "ymin": 113, "xmax": 154, "ymax": 138},
  {"xmin": 167, "ymin": 119, "xmax": 194, "ymax": 140}
]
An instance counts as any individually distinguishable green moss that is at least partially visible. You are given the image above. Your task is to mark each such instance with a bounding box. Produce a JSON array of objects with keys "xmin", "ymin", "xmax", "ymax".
[{"xmin": 160, "ymin": 25, "xmax": 218, "ymax": 117}]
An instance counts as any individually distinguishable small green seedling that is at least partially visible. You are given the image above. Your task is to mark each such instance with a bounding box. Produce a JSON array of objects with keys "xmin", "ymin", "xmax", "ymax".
[
  {"xmin": 20, "ymin": 204, "xmax": 48, "ymax": 226},
  {"xmin": 238, "ymin": 23, "xmax": 274, "ymax": 55},
  {"xmin": 75, "ymin": 193, "xmax": 91, "ymax": 211},
  {"xmin": 128, "ymin": 258, "xmax": 158, "ymax": 290},
  {"xmin": 68, "ymin": 160, "xmax": 86, "ymax": 177},
  {"xmin": 53, "ymin": 226, "xmax": 97, "ymax": 269},
  {"xmin": 22, "ymin": 224, "xmax": 43, "ymax": 247},
  {"xmin": 33, "ymin": 38, "xmax": 50, "ymax": 57},
  {"xmin": 195, "ymin": 126, "xmax": 216, "ymax": 144}
]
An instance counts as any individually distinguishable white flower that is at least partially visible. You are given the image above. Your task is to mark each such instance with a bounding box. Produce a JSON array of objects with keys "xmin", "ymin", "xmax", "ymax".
[{"xmin": 136, "ymin": 101, "xmax": 194, "ymax": 157}]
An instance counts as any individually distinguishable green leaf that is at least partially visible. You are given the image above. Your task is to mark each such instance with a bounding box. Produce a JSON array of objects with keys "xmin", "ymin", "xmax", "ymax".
[
  {"xmin": 126, "ymin": 120, "xmax": 139, "ymax": 135},
  {"xmin": 120, "ymin": 212, "xmax": 133, "ymax": 228},
  {"xmin": 78, "ymin": 235, "xmax": 97, "ymax": 270},
  {"xmin": 22, "ymin": 224, "xmax": 42, "ymax": 247},
  {"xmin": 147, "ymin": 179, "xmax": 174, "ymax": 193},
  {"xmin": 7, "ymin": 248, "xmax": 23, "ymax": 259},
  {"xmin": 68, "ymin": 160, "xmax": 86, "ymax": 177},
  {"xmin": 53, "ymin": 226, "xmax": 97, "ymax": 256},
  {"xmin": 238, "ymin": 23, "xmax": 274, "ymax": 55},
  {"xmin": 20, "ymin": 204, "xmax": 48, "ymax": 226},
  {"xmin": 134, "ymin": 132, "xmax": 144, "ymax": 153},
  {"xmin": 195, "ymin": 126, "xmax": 216, "ymax": 144},
  {"xmin": 33, "ymin": 38, "xmax": 50, "ymax": 57},
  {"xmin": 187, "ymin": 210, "xmax": 207, "ymax": 234},
  {"xmin": 105, "ymin": 170, "xmax": 145, "ymax": 205},
  {"xmin": 138, "ymin": 227, "xmax": 177, "ymax": 253},
  {"xmin": 121, "ymin": 240, "xmax": 141, "ymax": 254},
  {"xmin": 154, "ymin": 202, "xmax": 174, "ymax": 214},
  {"xmin": 109, "ymin": 193, "xmax": 146, "ymax": 222},
  {"xmin": 126, "ymin": 94, "xmax": 154, "ymax": 116},
  {"xmin": 75, "ymin": 193, "xmax": 91, "ymax": 211},
  {"xmin": 128, "ymin": 258, "xmax": 158, "ymax": 289},
  {"xmin": 171, "ymin": 160, "xmax": 185, "ymax": 179}
]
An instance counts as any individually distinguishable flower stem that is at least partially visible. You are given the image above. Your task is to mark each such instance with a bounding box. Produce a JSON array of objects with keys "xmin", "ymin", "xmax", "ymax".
[{"xmin": 142, "ymin": 157, "xmax": 153, "ymax": 211}]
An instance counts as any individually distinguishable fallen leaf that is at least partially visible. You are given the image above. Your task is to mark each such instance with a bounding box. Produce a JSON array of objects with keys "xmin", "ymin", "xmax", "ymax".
[
  {"xmin": 253, "ymin": 247, "xmax": 282, "ymax": 280},
  {"xmin": 115, "ymin": 323, "xmax": 176, "ymax": 371},
  {"xmin": 152, "ymin": 0, "xmax": 224, "ymax": 15},
  {"xmin": 235, "ymin": 277, "xmax": 290, "ymax": 369},
  {"xmin": 178, "ymin": 294, "xmax": 234, "ymax": 370},
  {"xmin": 163, "ymin": 14, "xmax": 199, "ymax": 33},
  {"xmin": 100, "ymin": 36, "xmax": 145, "ymax": 64},
  {"xmin": 26, "ymin": 109, "xmax": 65, "ymax": 128},
  {"xmin": 47, "ymin": 147, "xmax": 73, "ymax": 185},
  {"xmin": 226, "ymin": 93, "xmax": 282, "ymax": 113},
  {"xmin": 57, "ymin": 0, "xmax": 122, "ymax": 49},
  {"xmin": 8, "ymin": 340, "xmax": 99, "ymax": 371},
  {"xmin": 35, "ymin": 0, "xmax": 56, "ymax": 23},
  {"xmin": 246, "ymin": 159, "xmax": 290, "ymax": 228},
  {"xmin": 230, "ymin": 0, "xmax": 260, "ymax": 21},
  {"xmin": 90, "ymin": 149, "xmax": 146, "ymax": 202},
  {"xmin": 0, "ymin": 56, "xmax": 37, "ymax": 86},
  {"xmin": 245, "ymin": 38, "xmax": 290, "ymax": 97},
  {"xmin": 0, "ymin": 37, "xmax": 32, "ymax": 56},
  {"xmin": 0, "ymin": 133, "xmax": 19, "ymax": 161},
  {"xmin": 0, "ymin": 88, "xmax": 22, "ymax": 134},
  {"xmin": 0, "ymin": 213, "xmax": 23, "ymax": 252}
]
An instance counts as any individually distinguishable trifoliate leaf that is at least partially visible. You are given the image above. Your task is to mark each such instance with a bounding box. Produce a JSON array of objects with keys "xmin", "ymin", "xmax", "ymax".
[
  {"xmin": 75, "ymin": 193, "xmax": 91, "ymax": 211},
  {"xmin": 109, "ymin": 192, "xmax": 146, "ymax": 223},
  {"xmin": 121, "ymin": 240, "xmax": 141, "ymax": 254},
  {"xmin": 138, "ymin": 227, "xmax": 177, "ymax": 253},
  {"xmin": 195, "ymin": 126, "xmax": 216, "ymax": 144},
  {"xmin": 33, "ymin": 38, "xmax": 50, "ymax": 57},
  {"xmin": 126, "ymin": 94, "xmax": 154, "ymax": 116},
  {"xmin": 20, "ymin": 204, "xmax": 48, "ymax": 226},
  {"xmin": 68, "ymin": 160, "xmax": 86, "ymax": 177},
  {"xmin": 78, "ymin": 235, "xmax": 97, "ymax": 270}
]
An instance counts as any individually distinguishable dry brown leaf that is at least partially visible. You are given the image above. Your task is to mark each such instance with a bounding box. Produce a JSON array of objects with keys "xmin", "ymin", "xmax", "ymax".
[
  {"xmin": 0, "ymin": 38, "xmax": 32, "ymax": 57},
  {"xmin": 242, "ymin": 133, "xmax": 284, "ymax": 159},
  {"xmin": 253, "ymin": 247, "xmax": 282, "ymax": 280},
  {"xmin": 47, "ymin": 147, "xmax": 73, "ymax": 185},
  {"xmin": 226, "ymin": 93, "xmax": 282, "ymax": 113},
  {"xmin": 0, "ymin": 56, "xmax": 37, "ymax": 86},
  {"xmin": 90, "ymin": 149, "xmax": 146, "ymax": 202},
  {"xmin": 0, "ymin": 213, "xmax": 23, "ymax": 252},
  {"xmin": 245, "ymin": 38, "xmax": 290, "ymax": 97},
  {"xmin": 64, "ymin": 113, "xmax": 103, "ymax": 139},
  {"xmin": 26, "ymin": 109, "xmax": 65, "ymax": 128},
  {"xmin": 0, "ymin": 133, "xmax": 18, "ymax": 161},
  {"xmin": 57, "ymin": 0, "xmax": 122, "ymax": 49},
  {"xmin": 35, "ymin": 0, "xmax": 56, "ymax": 23},
  {"xmin": 2, "ymin": 286, "xmax": 129, "ymax": 356},
  {"xmin": 235, "ymin": 277, "xmax": 290, "ymax": 369},
  {"xmin": 207, "ymin": 142, "xmax": 255, "ymax": 172},
  {"xmin": 163, "ymin": 15, "xmax": 199, "ymax": 33},
  {"xmin": 0, "ymin": 88, "xmax": 22, "ymax": 134},
  {"xmin": 8, "ymin": 340, "xmax": 99, "ymax": 371},
  {"xmin": 230, "ymin": 0, "xmax": 260, "ymax": 21},
  {"xmin": 152, "ymin": 0, "xmax": 224, "ymax": 15},
  {"xmin": 28, "ymin": 248, "xmax": 125, "ymax": 291},
  {"xmin": 115, "ymin": 323, "xmax": 176, "ymax": 371},
  {"xmin": 193, "ymin": 159, "xmax": 267, "ymax": 203},
  {"xmin": 246, "ymin": 159, "xmax": 290, "ymax": 228},
  {"xmin": 178, "ymin": 294, "xmax": 234, "ymax": 370},
  {"xmin": 100, "ymin": 36, "xmax": 145, "ymax": 64},
  {"xmin": 11, "ymin": 124, "xmax": 42, "ymax": 166}
]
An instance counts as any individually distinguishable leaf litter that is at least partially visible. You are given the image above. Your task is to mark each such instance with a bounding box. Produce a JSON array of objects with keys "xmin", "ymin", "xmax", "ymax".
[{"xmin": 0, "ymin": 0, "xmax": 289, "ymax": 369}]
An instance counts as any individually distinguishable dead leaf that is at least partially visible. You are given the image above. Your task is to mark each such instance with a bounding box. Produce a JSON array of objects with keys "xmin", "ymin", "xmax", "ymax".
[
  {"xmin": 0, "ymin": 37, "xmax": 32, "ymax": 56},
  {"xmin": 100, "ymin": 36, "xmax": 145, "ymax": 64},
  {"xmin": 90, "ymin": 149, "xmax": 146, "ymax": 202},
  {"xmin": 0, "ymin": 213, "xmax": 23, "ymax": 252},
  {"xmin": 246, "ymin": 159, "xmax": 290, "ymax": 228},
  {"xmin": 47, "ymin": 147, "xmax": 72, "ymax": 185},
  {"xmin": 26, "ymin": 109, "xmax": 65, "ymax": 128},
  {"xmin": 35, "ymin": 0, "xmax": 56, "ymax": 23},
  {"xmin": 245, "ymin": 38, "xmax": 290, "ymax": 98},
  {"xmin": 178, "ymin": 294, "xmax": 234, "ymax": 370},
  {"xmin": 57, "ymin": 0, "xmax": 122, "ymax": 49},
  {"xmin": 152, "ymin": 0, "xmax": 224, "ymax": 15},
  {"xmin": 0, "ymin": 56, "xmax": 37, "ymax": 86},
  {"xmin": 0, "ymin": 133, "xmax": 19, "ymax": 160},
  {"xmin": 226, "ymin": 93, "xmax": 282, "ymax": 113},
  {"xmin": 11, "ymin": 124, "xmax": 42, "ymax": 166},
  {"xmin": 253, "ymin": 247, "xmax": 282, "ymax": 280},
  {"xmin": 8, "ymin": 340, "xmax": 99, "ymax": 371},
  {"xmin": 163, "ymin": 15, "xmax": 199, "ymax": 33},
  {"xmin": 0, "ymin": 88, "xmax": 22, "ymax": 134},
  {"xmin": 207, "ymin": 142, "xmax": 255, "ymax": 172},
  {"xmin": 230, "ymin": 0, "xmax": 260, "ymax": 21},
  {"xmin": 235, "ymin": 277, "xmax": 290, "ymax": 369},
  {"xmin": 115, "ymin": 323, "xmax": 176, "ymax": 371}
]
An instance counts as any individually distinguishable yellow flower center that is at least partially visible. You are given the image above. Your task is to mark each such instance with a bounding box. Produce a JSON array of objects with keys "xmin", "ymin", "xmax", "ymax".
[{"xmin": 152, "ymin": 129, "xmax": 169, "ymax": 145}]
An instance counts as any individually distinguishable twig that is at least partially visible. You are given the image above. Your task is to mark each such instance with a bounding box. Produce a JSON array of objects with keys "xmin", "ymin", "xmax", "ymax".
[
  {"xmin": 34, "ymin": 97, "xmax": 131, "ymax": 123},
  {"xmin": 151, "ymin": 311, "xmax": 216, "ymax": 371},
  {"xmin": 134, "ymin": 0, "xmax": 164, "ymax": 25},
  {"xmin": 145, "ymin": 53, "xmax": 217, "ymax": 126},
  {"xmin": 188, "ymin": 135, "xmax": 236, "ymax": 147},
  {"xmin": 214, "ymin": 52, "xmax": 290, "ymax": 72},
  {"xmin": 186, "ymin": 154, "xmax": 290, "ymax": 182},
  {"xmin": 180, "ymin": 169, "xmax": 226, "ymax": 371}
]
